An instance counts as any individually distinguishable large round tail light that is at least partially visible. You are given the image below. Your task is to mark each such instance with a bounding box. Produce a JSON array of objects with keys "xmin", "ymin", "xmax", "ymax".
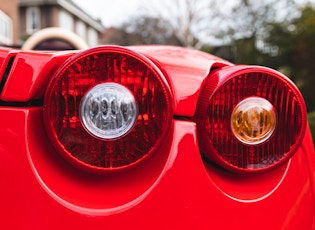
[
  {"xmin": 195, "ymin": 66, "xmax": 307, "ymax": 173},
  {"xmin": 44, "ymin": 46, "xmax": 173, "ymax": 173}
]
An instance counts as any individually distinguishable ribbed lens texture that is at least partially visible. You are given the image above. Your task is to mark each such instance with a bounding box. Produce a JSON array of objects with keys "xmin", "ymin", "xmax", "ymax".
[
  {"xmin": 207, "ymin": 72, "xmax": 304, "ymax": 170},
  {"xmin": 47, "ymin": 51, "xmax": 171, "ymax": 170}
]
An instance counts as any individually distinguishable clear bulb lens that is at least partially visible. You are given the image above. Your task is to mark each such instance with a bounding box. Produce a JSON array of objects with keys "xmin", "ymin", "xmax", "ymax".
[{"xmin": 80, "ymin": 83, "xmax": 138, "ymax": 140}]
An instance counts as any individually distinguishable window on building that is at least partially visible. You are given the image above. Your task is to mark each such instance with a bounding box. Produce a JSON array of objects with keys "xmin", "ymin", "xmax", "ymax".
[
  {"xmin": 0, "ymin": 10, "xmax": 12, "ymax": 45},
  {"xmin": 59, "ymin": 10, "xmax": 74, "ymax": 32},
  {"xmin": 76, "ymin": 21, "xmax": 86, "ymax": 40},
  {"xmin": 88, "ymin": 28, "xmax": 98, "ymax": 47},
  {"xmin": 26, "ymin": 7, "xmax": 41, "ymax": 34}
]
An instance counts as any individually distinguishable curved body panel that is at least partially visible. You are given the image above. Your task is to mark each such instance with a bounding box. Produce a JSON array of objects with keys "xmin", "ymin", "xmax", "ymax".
[{"xmin": 0, "ymin": 45, "xmax": 314, "ymax": 229}]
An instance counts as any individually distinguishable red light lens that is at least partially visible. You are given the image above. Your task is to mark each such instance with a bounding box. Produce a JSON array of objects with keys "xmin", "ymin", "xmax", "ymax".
[
  {"xmin": 195, "ymin": 66, "xmax": 307, "ymax": 173},
  {"xmin": 44, "ymin": 46, "xmax": 173, "ymax": 173}
]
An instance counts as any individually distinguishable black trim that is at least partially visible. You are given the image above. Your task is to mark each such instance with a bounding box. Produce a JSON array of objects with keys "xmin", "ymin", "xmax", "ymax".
[
  {"xmin": 173, "ymin": 115, "xmax": 190, "ymax": 120},
  {"xmin": 0, "ymin": 99, "xmax": 43, "ymax": 107},
  {"xmin": 0, "ymin": 56, "xmax": 15, "ymax": 94}
]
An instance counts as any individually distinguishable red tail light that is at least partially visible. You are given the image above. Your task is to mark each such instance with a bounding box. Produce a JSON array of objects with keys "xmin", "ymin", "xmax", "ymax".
[
  {"xmin": 195, "ymin": 66, "xmax": 307, "ymax": 173},
  {"xmin": 44, "ymin": 46, "xmax": 173, "ymax": 173}
]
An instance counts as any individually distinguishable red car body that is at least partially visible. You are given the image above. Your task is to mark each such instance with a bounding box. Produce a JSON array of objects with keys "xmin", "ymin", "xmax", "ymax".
[{"xmin": 0, "ymin": 44, "xmax": 314, "ymax": 229}]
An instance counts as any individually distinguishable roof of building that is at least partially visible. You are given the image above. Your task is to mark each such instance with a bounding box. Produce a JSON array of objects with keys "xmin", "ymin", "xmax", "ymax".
[{"xmin": 19, "ymin": 0, "xmax": 104, "ymax": 32}]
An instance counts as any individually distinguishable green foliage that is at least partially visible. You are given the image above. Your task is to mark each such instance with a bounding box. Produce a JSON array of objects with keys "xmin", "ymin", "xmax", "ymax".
[
  {"xmin": 263, "ymin": 5, "xmax": 315, "ymax": 111},
  {"xmin": 233, "ymin": 37, "xmax": 264, "ymax": 65},
  {"xmin": 211, "ymin": 4, "xmax": 315, "ymax": 112},
  {"xmin": 308, "ymin": 111, "xmax": 315, "ymax": 145},
  {"xmin": 200, "ymin": 45, "xmax": 236, "ymax": 62}
]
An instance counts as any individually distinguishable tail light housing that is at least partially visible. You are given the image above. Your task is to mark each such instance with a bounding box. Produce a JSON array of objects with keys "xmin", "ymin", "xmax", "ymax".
[
  {"xmin": 44, "ymin": 46, "xmax": 173, "ymax": 173},
  {"xmin": 195, "ymin": 66, "xmax": 307, "ymax": 173}
]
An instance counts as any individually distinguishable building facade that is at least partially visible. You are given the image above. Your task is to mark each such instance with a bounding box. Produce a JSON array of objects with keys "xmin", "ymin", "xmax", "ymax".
[
  {"xmin": 0, "ymin": 0, "xmax": 19, "ymax": 45},
  {"xmin": 0, "ymin": 0, "xmax": 104, "ymax": 47}
]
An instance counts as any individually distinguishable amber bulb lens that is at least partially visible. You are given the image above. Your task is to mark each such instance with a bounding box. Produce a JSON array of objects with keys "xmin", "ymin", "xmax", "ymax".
[{"xmin": 231, "ymin": 97, "xmax": 277, "ymax": 145}]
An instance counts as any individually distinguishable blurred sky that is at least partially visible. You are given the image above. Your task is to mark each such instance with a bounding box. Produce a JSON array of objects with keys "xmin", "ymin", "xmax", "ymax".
[
  {"xmin": 73, "ymin": 0, "xmax": 147, "ymax": 27},
  {"xmin": 73, "ymin": 0, "xmax": 315, "ymax": 28}
]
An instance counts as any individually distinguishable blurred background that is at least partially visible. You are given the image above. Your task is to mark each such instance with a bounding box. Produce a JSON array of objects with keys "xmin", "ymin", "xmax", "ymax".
[{"xmin": 1, "ymin": 0, "xmax": 315, "ymax": 141}]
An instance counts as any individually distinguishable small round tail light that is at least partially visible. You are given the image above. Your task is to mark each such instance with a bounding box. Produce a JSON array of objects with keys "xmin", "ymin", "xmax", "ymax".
[
  {"xmin": 195, "ymin": 66, "xmax": 307, "ymax": 173},
  {"xmin": 44, "ymin": 46, "xmax": 173, "ymax": 173}
]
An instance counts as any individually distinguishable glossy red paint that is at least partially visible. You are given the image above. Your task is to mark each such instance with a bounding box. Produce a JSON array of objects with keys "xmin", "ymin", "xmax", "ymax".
[
  {"xmin": 131, "ymin": 46, "xmax": 231, "ymax": 117},
  {"xmin": 0, "ymin": 50, "xmax": 75, "ymax": 102},
  {"xmin": 0, "ymin": 45, "xmax": 314, "ymax": 229},
  {"xmin": 0, "ymin": 47, "xmax": 11, "ymax": 67}
]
